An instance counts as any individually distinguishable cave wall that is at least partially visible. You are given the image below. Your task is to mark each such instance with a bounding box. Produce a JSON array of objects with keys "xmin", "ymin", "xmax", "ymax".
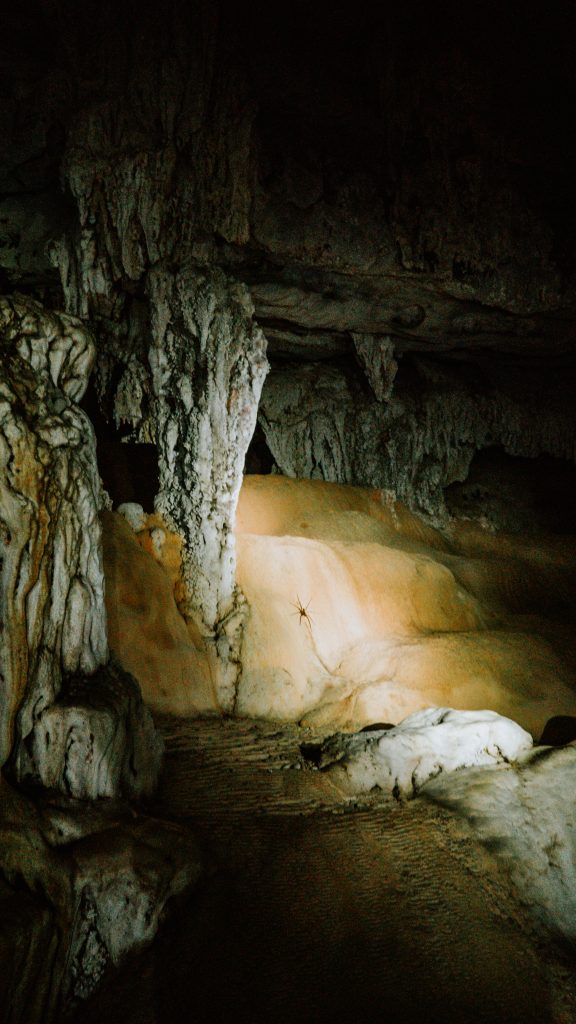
[
  {"xmin": 2, "ymin": 6, "xmax": 576, "ymax": 1020},
  {"xmin": 3, "ymin": 0, "xmax": 576, "ymax": 543},
  {"xmin": 1, "ymin": 0, "xmax": 576, "ymax": 688}
]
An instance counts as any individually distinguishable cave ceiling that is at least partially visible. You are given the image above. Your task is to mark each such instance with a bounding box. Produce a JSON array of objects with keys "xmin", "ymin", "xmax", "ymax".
[{"xmin": 2, "ymin": 0, "xmax": 576, "ymax": 362}]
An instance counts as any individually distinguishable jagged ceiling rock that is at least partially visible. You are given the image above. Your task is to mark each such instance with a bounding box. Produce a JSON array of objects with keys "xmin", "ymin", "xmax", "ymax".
[
  {"xmin": 1, "ymin": 1, "xmax": 576, "ymax": 351},
  {"xmin": 248, "ymin": 273, "xmax": 576, "ymax": 356},
  {"xmin": 2, "ymin": 0, "xmax": 574, "ymax": 554}
]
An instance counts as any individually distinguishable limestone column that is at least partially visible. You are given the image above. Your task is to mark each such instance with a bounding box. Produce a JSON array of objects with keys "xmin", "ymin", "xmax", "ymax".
[{"xmin": 148, "ymin": 264, "xmax": 269, "ymax": 710}]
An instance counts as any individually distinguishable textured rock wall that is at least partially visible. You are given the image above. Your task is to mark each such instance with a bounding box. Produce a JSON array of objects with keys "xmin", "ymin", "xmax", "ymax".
[
  {"xmin": 37, "ymin": 0, "xmax": 575, "ymax": 350},
  {"xmin": 259, "ymin": 353, "xmax": 576, "ymax": 518},
  {"xmin": 148, "ymin": 267, "xmax": 268, "ymax": 620},
  {"xmin": 2, "ymin": 0, "xmax": 576, "ymax": 710},
  {"xmin": 24, "ymin": 0, "xmax": 570, "ymax": 547},
  {"xmin": 0, "ymin": 297, "xmax": 198, "ymax": 1024},
  {"xmin": 0, "ymin": 774, "xmax": 204, "ymax": 1023},
  {"xmin": 0, "ymin": 294, "xmax": 107, "ymax": 766},
  {"xmin": 0, "ymin": 294, "xmax": 162, "ymax": 799}
]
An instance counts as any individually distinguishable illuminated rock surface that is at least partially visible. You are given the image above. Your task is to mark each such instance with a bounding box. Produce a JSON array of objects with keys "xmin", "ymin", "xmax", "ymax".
[
  {"xmin": 102, "ymin": 511, "xmax": 216, "ymax": 716},
  {"xmin": 102, "ymin": 475, "xmax": 576, "ymax": 736},
  {"xmin": 422, "ymin": 743, "xmax": 576, "ymax": 943},
  {"xmin": 234, "ymin": 476, "xmax": 576, "ymax": 735},
  {"xmin": 313, "ymin": 707, "xmax": 534, "ymax": 798}
]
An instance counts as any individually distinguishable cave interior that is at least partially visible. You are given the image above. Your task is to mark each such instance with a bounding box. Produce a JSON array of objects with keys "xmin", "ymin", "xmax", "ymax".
[{"xmin": 1, "ymin": 2, "xmax": 576, "ymax": 1022}]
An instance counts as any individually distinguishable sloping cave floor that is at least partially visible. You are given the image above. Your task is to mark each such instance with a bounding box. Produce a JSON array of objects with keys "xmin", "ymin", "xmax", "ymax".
[{"xmin": 69, "ymin": 715, "xmax": 576, "ymax": 1024}]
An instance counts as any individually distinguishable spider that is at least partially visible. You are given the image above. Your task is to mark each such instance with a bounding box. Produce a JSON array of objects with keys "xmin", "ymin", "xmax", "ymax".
[{"xmin": 291, "ymin": 595, "xmax": 313, "ymax": 630}]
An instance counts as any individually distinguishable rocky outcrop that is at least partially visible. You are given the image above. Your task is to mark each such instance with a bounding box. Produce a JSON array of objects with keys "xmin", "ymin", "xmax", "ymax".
[
  {"xmin": 0, "ymin": 295, "xmax": 201, "ymax": 1024},
  {"xmin": 0, "ymin": 775, "xmax": 204, "ymax": 1022},
  {"xmin": 13, "ymin": 660, "xmax": 163, "ymax": 800},
  {"xmin": 422, "ymin": 743, "xmax": 576, "ymax": 944}
]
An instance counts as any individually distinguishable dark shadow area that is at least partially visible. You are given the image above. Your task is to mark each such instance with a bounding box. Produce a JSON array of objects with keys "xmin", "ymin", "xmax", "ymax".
[
  {"xmin": 244, "ymin": 421, "xmax": 276, "ymax": 474},
  {"xmin": 66, "ymin": 717, "xmax": 559, "ymax": 1024},
  {"xmin": 445, "ymin": 447, "xmax": 576, "ymax": 534},
  {"xmin": 81, "ymin": 380, "xmax": 159, "ymax": 512},
  {"xmin": 97, "ymin": 441, "xmax": 159, "ymax": 512}
]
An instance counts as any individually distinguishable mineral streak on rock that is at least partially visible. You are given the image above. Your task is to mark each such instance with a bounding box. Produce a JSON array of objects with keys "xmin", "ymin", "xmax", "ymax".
[
  {"xmin": 148, "ymin": 264, "xmax": 269, "ymax": 709},
  {"xmin": 0, "ymin": 294, "xmax": 108, "ymax": 768}
]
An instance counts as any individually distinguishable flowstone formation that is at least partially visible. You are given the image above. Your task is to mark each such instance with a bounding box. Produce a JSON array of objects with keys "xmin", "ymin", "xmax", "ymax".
[{"xmin": 0, "ymin": 295, "xmax": 203, "ymax": 1023}]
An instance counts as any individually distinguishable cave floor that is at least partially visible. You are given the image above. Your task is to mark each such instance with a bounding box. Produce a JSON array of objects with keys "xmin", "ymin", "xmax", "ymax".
[{"xmin": 69, "ymin": 715, "xmax": 576, "ymax": 1024}]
